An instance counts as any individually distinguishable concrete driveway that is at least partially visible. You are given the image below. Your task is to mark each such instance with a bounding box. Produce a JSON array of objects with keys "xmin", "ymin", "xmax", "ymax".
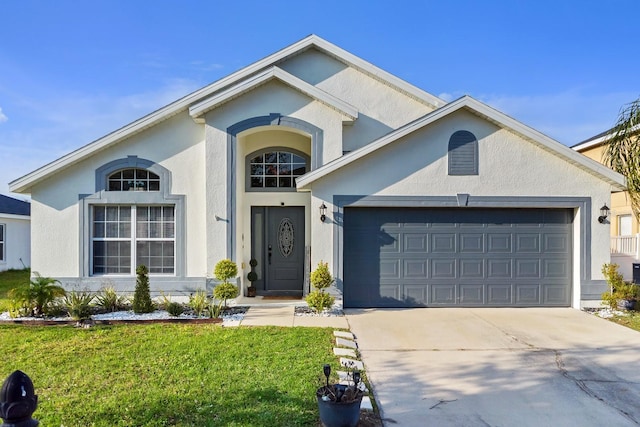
[{"xmin": 344, "ymin": 308, "xmax": 640, "ymax": 426}]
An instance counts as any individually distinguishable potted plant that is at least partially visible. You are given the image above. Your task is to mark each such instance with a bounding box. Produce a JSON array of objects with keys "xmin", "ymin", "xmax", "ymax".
[
  {"xmin": 316, "ymin": 364, "xmax": 364, "ymax": 427},
  {"xmin": 601, "ymin": 263, "xmax": 639, "ymax": 310},
  {"xmin": 246, "ymin": 259, "xmax": 258, "ymax": 297}
]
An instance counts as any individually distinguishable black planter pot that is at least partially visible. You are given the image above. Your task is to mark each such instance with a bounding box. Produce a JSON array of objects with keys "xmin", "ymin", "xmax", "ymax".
[
  {"xmin": 617, "ymin": 299, "xmax": 636, "ymax": 310},
  {"xmin": 316, "ymin": 385, "xmax": 362, "ymax": 427}
]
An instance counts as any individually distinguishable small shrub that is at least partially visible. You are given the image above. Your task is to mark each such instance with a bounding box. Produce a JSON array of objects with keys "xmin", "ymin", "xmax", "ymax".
[
  {"xmin": 601, "ymin": 263, "xmax": 638, "ymax": 309},
  {"xmin": 95, "ymin": 286, "xmax": 128, "ymax": 312},
  {"xmin": 64, "ymin": 291, "xmax": 94, "ymax": 321},
  {"xmin": 208, "ymin": 298, "xmax": 223, "ymax": 318},
  {"xmin": 214, "ymin": 259, "xmax": 238, "ymax": 284},
  {"xmin": 213, "ymin": 282, "xmax": 239, "ymax": 308},
  {"xmin": 310, "ymin": 261, "xmax": 334, "ymax": 290},
  {"xmin": 306, "ymin": 261, "xmax": 335, "ymax": 313},
  {"xmin": 133, "ymin": 265, "xmax": 155, "ymax": 314},
  {"xmin": 306, "ymin": 290, "xmax": 335, "ymax": 313},
  {"xmin": 189, "ymin": 290, "xmax": 208, "ymax": 318},
  {"xmin": 166, "ymin": 301, "xmax": 184, "ymax": 317}
]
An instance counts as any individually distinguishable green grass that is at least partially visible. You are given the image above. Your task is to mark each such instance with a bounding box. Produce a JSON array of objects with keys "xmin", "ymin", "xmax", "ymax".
[
  {"xmin": 0, "ymin": 324, "xmax": 336, "ymax": 426},
  {"xmin": 0, "ymin": 268, "xmax": 29, "ymax": 311},
  {"xmin": 606, "ymin": 311, "xmax": 640, "ymax": 331}
]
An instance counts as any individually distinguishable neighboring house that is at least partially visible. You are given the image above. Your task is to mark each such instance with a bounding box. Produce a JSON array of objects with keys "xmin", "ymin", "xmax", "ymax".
[
  {"xmin": 9, "ymin": 35, "xmax": 625, "ymax": 309},
  {"xmin": 0, "ymin": 194, "xmax": 30, "ymax": 272},
  {"xmin": 573, "ymin": 131, "xmax": 637, "ymax": 279}
]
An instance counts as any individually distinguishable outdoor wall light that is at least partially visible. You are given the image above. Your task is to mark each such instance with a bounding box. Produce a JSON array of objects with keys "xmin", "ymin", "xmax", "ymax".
[
  {"xmin": 598, "ymin": 204, "xmax": 610, "ymax": 224},
  {"xmin": 319, "ymin": 203, "xmax": 327, "ymax": 222}
]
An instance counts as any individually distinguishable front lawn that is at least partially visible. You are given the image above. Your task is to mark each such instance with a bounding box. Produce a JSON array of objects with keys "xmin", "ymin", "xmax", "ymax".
[
  {"xmin": 603, "ymin": 310, "xmax": 640, "ymax": 331},
  {"xmin": 0, "ymin": 324, "xmax": 335, "ymax": 426}
]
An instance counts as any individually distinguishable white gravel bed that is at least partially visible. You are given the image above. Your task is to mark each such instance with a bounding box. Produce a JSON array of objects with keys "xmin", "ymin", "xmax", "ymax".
[{"xmin": 0, "ymin": 310, "xmax": 245, "ymax": 326}]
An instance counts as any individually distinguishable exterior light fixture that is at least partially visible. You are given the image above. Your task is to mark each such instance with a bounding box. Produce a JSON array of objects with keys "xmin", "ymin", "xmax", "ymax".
[
  {"xmin": 598, "ymin": 204, "xmax": 610, "ymax": 224},
  {"xmin": 319, "ymin": 203, "xmax": 327, "ymax": 223}
]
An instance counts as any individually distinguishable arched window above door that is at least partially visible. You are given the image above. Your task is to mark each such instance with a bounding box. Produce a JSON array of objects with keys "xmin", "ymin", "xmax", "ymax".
[{"xmin": 246, "ymin": 148, "xmax": 310, "ymax": 191}]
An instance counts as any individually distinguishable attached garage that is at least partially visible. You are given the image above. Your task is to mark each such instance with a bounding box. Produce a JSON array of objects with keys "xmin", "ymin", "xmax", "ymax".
[{"xmin": 343, "ymin": 207, "xmax": 573, "ymax": 308}]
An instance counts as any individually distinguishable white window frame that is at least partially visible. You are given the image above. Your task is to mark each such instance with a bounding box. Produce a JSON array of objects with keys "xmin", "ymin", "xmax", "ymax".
[{"xmin": 91, "ymin": 205, "xmax": 175, "ymax": 276}]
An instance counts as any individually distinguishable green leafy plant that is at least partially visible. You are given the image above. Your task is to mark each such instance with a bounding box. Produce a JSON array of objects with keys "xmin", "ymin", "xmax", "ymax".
[
  {"xmin": 601, "ymin": 263, "xmax": 639, "ymax": 309},
  {"xmin": 306, "ymin": 261, "xmax": 335, "ymax": 313},
  {"xmin": 95, "ymin": 286, "xmax": 128, "ymax": 312},
  {"xmin": 213, "ymin": 282, "xmax": 239, "ymax": 308},
  {"xmin": 8, "ymin": 272, "xmax": 66, "ymax": 317},
  {"xmin": 208, "ymin": 298, "xmax": 223, "ymax": 318},
  {"xmin": 133, "ymin": 265, "xmax": 155, "ymax": 314},
  {"xmin": 213, "ymin": 259, "xmax": 239, "ymax": 307},
  {"xmin": 214, "ymin": 259, "xmax": 238, "ymax": 283},
  {"xmin": 189, "ymin": 290, "xmax": 208, "ymax": 318},
  {"xmin": 160, "ymin": 292, "xmax": 184, "ymax": 317},
  {"xmin": 64, "ymin": 291, "xmax": 95, "ymax": 321}
]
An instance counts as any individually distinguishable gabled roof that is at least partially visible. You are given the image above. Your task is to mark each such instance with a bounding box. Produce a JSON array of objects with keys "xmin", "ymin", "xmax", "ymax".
[
  {"xmin": 296, "ymin": 96, "xmax": 626, "ymax": 190},
  {"xmin": 189, "ymin": 66, "xmax": 358, "ymax": 123},
  {"xmin": 0, "ymin": 194, "xmax": 30, "ymax": 216},
  {"xmin": 9, "ymin": 34, "xmax": 444, "ymax": 194}
]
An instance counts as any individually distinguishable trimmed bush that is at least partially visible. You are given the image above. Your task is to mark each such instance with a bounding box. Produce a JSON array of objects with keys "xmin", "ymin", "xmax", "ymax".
[
  {"xmin": 133, "ymin": 265, "xmax": 155, "ymax": 314},
  {"xmin": 306, "ymin": 261, "xmax": 335, "ymax": 313}
]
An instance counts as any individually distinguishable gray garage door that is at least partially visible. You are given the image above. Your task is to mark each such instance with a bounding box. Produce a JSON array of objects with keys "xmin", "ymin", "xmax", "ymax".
[{"xmin": 343, "ymin": 207, "xmax": 572, "ymax": 308}]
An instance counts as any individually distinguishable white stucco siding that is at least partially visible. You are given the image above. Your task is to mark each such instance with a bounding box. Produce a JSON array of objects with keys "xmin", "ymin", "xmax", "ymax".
[
  {"xmin": 29, "ymin": 112, "xmax": 207, "ymax": 279},
  {"xmin": 279, "ymin": 49, "xmax": 435, "ymax": 151},
  {"xmin": 0, "ymin": 215, "xmax": 30, "ymax": 272}
]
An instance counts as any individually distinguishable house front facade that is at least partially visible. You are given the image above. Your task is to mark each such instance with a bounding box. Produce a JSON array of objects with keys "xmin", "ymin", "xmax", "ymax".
[{"xmin": 9, "ymin": 36, "xmax": 624, "ymax": 308}]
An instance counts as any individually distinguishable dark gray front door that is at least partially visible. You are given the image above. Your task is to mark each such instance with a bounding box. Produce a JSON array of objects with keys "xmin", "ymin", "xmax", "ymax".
[
  {"xmin": 343, "ymin": 207, "xmax": 573, "ymax": 308},
  {"xmin": 251, "ymin": 206, "xmax": 304, "ymax": 296}
]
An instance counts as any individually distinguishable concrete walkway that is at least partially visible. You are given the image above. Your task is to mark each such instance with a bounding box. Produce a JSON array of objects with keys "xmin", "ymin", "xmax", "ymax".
[
  {"xmin": 345, "ymin": 308, "xmax": 640, "ymax": 427},
  {"xmin": 239, "ymin": 305, "xmax": 350, "ymax": 328}
]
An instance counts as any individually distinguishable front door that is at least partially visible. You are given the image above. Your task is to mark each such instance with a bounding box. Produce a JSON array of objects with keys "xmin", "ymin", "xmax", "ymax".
[{"xmin": 251, "ymin": 206, "xmax": 305, "ymax": 296}]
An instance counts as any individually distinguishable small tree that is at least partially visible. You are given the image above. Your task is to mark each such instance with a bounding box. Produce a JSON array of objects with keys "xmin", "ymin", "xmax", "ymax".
[
  {"xmin": 213, "ymin": 259, "xmax": 239, "ymax": 307},
  {"xmin": 306, "ymin": 261, "xmax": 335, "ymax": 313},
  {"xmin": 603, "ymin": 98, "xmax": 640, "ymax": 221},
  {"xmin": 133, "ymin": 265, "xmax": 155, "ymax": 314}
]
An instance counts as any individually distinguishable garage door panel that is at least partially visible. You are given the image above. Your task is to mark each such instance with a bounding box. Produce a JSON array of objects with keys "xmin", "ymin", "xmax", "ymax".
[
  {"xmin": 544, "ymin": 284, "xmax": 569, "ymax": 304},
  {"xmin": 487, "ymin": 234, "xmax": 512, "ymax": 252},
  {"xmin": 488, "ymin": 284, "xmax": 512, "ymax": 304},
  {"xmin": 404, "ymin": 259, "xmax": 428, "ymax": 278},
  {"xmin": 516, "ymin": 285, "xmax": 541, "ymax": 304},
  {"xmin": 431, "ymin": 284, "xmax": 456, "ymax": 304},
  {"xmin": 343, "ymin": 207, "xmax": 572, "ymax": 308},
  {"xmin": 404, "ymin": 234, "xmax": 428, "ymax": 252},
  {"xmin": 460, "ymin": 233, "xmax": 484, "ymax": 252},
  {"xmin": 515, "ymin": 259, "xmax": 540, "ymax": 278},
  {"xmin": 488, "ymin": 259, "xmax": 512, "ymax": 278},
  {"xmin": 460, "ymin": 259, "xmax": 484, "ymax": 278},
  {"xmin": 432, "ymin": 234, "xmax": 456, "ymax": 252},
  {"xmin": 460, "ymin": 284, "xmax": 484, "ymax": 304},
  {"xmin": 432, "ymin": 259, "xmax": 456, "ymax": 278}
]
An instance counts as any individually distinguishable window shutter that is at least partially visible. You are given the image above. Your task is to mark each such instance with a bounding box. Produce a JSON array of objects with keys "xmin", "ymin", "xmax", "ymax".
[{"xmin": 448, "ymin": 130, "xmax": 478, "ymax": 175}]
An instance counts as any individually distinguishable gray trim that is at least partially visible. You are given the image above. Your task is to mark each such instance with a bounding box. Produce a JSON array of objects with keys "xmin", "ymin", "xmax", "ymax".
[
  {"xmin": 0, "ymin": 223, "xmax": 5, "ymax": 262},
  {"xmin": 95, "ymin": 155, "xmax": 172, "ymax": 193},
  {"xmin": 244, "ymin": 146, "xmax": 311, "ymax": 192},
  {"xmin": 80, "ymin": 156, "xmax": 186, "ymax": 279},
  {"xmin": 332, "ymin": 195, "xmax": 595, "ymax": 302},
  {"xmin": 226, "ymin": 114, "xmax": 323, "ymax": 260},
  {"xmin": 56, "ymin": 276, "xmax": 207, "ymax": 295}
]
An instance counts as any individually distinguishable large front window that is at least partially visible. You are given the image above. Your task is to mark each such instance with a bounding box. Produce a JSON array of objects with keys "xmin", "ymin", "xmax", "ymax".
[{"xmin": 92, "ymin": 205, "xmax": 175, "ymax": 275}]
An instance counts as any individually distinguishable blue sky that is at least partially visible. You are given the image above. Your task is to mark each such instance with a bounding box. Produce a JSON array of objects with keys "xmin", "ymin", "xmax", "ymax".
[{"xmin": 1, "ymin": 0, "xmax": 639, "ymax": 196}]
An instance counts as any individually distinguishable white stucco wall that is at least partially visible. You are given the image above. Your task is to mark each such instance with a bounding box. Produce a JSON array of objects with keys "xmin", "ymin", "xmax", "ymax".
[
  {"xmin": 0, "ymin": 214, "xmax": 30, "ymax": 271},
  {"xmin": 307, "ymin": 110, "xmax": 614, "ymax": 307},
  {"xmin": 29, "ymin": 112, "xmax": 207, "ymax": 283}
]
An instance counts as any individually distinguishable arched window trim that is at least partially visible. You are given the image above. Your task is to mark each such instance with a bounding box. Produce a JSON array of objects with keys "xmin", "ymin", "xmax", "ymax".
[
  {"xmin": 244, "ymin": 147, "xmax": 311, "ymax": 192},
  {"xmin": 95, "ymin": 155, "xmax": 172, "ymax": 195},
  {"xmin": 448, "ymin": 130, "xmax": 479, "ymax": 176},
  {"xmin": 107, "ymin": 168, "xmax": 161, "ymax": 192}
]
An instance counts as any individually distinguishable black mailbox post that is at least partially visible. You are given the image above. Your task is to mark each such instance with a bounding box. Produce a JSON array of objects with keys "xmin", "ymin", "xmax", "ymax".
[{"xmin": 0, "ymin": 370, "xmax": 38, "ymax": 427}]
